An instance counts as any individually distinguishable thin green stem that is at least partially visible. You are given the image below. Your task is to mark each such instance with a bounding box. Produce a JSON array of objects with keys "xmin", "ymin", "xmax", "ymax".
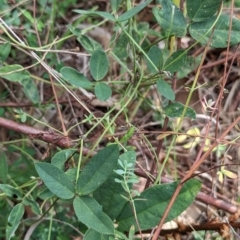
[{"xmin": 76, "ymin": 139, "xmax": 83, "ymax": 182}]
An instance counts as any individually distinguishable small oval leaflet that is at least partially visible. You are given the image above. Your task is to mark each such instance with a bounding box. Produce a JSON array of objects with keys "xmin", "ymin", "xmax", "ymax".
[
  {"xmin": 164, "ymin": 102, "xmax": 196, "ymax": 119},
  {"xmin": 60, "ymin": 66, "xmax": 92, "ymax": 89},
  {"xmin": 94, "ymin": 82, "xmax": 112, "ymax": 101},
  {"xmin": 90, "ymin": 50, "xmax": 109, "ymax": 81}
]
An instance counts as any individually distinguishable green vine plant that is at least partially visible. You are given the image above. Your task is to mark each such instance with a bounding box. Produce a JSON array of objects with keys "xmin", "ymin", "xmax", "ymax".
[
  {"xmin": 0, "ymin": 0, "xmax": 240, "ymax": 239},
  {"xmin": 114, "ymin": 152, "xmax": 142, "ymax": 238}
]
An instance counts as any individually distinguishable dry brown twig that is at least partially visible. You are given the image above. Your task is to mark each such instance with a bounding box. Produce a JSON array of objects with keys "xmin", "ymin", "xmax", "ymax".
[{"xmin": 0, "ymin": 117, "xmax": 92, "ymax": 156}]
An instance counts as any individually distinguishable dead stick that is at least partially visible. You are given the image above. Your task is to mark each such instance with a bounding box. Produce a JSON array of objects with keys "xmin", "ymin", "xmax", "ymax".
[{"xmin": 0, "ymin": 117, "xmax": 92, "ymax": 156}]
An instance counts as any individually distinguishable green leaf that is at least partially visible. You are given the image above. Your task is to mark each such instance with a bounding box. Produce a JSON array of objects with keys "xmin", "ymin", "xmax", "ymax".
[
  {"xmin": 73, "ymin": 196, "xmax": 114, "ymax": 235},
  {"xmin": 118, "ymin": 0, "xmax": 153, "ymax": 22},
  {"xmin": 35, "ymin": 162, "xmax": 75, "ymax": 199},
  {"xmin": 152, "ymin": 0, "xmax": 187, "ymax": 37},
  {"xmin": 119, "ymin": 150, "xmax": 136, "ymax": 166},
  {"xmin": 164, "ymin": 102, "xmax": 196, "ymax": 119},
  {"xmin": 61, "ymin": 67, "xmax": 92, "ymax": 89},
  {"xmin": 94, "ymin": 82, "xmax": 112, "ymax": 101},
  {"xmin": 21, "ymin": 9, "xmax": 44, "ymax": 31},
  {"xmin": 146, "ymin": 45, "xmax": 163, "ymax": 73},
  {"xmin": 177, "ymin": 55, "xmax": 202, "ymax": 79},
  {"xmin": 163, "ymin": 50, "xmax": 187, "ymax": 73},
  {"xmin": 77, "ymin": 35, "xmax": 103, "ymax": 54},
  {"xmin": 119, "ymin": 126, "xmax": 135, "ymax": 144},
  {"xmin": 0, "ymin": 42, "xmax": 11, "ymax": 62},
  {"xmin": 38, "ymin": 188, "xmax": 55, "ymax": 200},
  {"xmin": 114, "ymin": 230, "xmax": 129, "ymax": 240},
  {"xmin": 93, "ymin": 171, "xmax": 129, "ymax": 220},
  {"xmin": 110, "ymin": 0, "xmax": 122, "ymax": 12},
  {"xmin": 189, "ymin": 15, "xmax": 240, "ymax": 48},
  {"xmin": 116, "ymin": 179, "xmax": 201, "ymax": 231},
  {"xmin": 0, "ymin": 184, "xmax": 22, "ymax": 199},
  {"xmin": 156, "ymin": 79, "xmax": 175, "ymax": 101},
  {"xmin": 129, "ymin": 226, "xmax": 135, "ymax": 240},
  {"xmin": 0, "ymin": 152, "xmax": 8, "ymax": 183},
  {"xmin": 94, "ymin": 151, "xmax": 136, "ymax": 220},
  {"xmin": 186, "ymin": 0, "xmax": 222, "ymax": 22},
  {"xmin": 0, "ymin": 65, "xmax": 39, "ymax": 103},
  {"xmin": 73, "ymin": 10, "xmax": 115, "ymax": 22},
  {"xmin": 0, "ymin": 64, "xmax": 30, "ymax": 82},
  {"xmin": 67, "ymin": 25, "xmax": 82, "ymax": 37},
  {"xmin": 6, "ymin": 203, "xmax": 24, "ymax": 240},
  {"xmin": 78, "ymin": 35, "xmax": 95, "ymax": 53},
  {"xmin": 0, "ymin": 107, "xmax": 4, "ymax": 116},
  {"xmin": 21, "ymin": 78, "xmax": 40, "ymax": 104},
  {"xmin": 65, "ymin": 168, "xmax": 78, "ymax": 181},
  {"xmin": 51, "ymin": 149, "xmax": 77, "ymax": 170},
  {"xmin": 113, "ymin": 33, "xmax": 128, "ymax": 59},
  {"xmin": 77, "ymin": 144, "xmax": 119, "ymax": 195},
  {"xmin": 90, "ymin": 50, "xmax": 109, "ymax": 80},
  {"xmin": 22, "ymin": 197, "xmax": 42, "ymax": 215},
  {"xmin": 84, "ymin": 229, "xmax": 111, "ymax": 240}
]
